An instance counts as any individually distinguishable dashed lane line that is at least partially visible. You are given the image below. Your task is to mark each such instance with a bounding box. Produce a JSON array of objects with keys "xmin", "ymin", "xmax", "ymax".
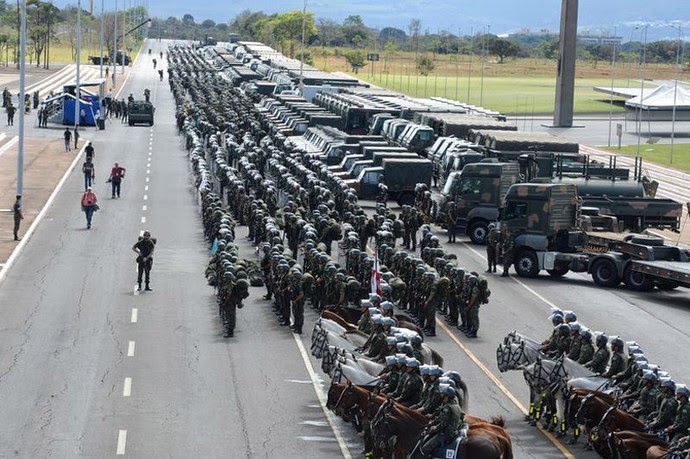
[
  {"xmin": 116, "ymin": 430, "xmax": 127, "ymax": 455},
  {"xmin": 127, "ymin": 341, "xmax": 135, "ymax": 357},
  {"xmin": 141, "ymin": 217, "xmax": 146, "ymax": 223},
  {"xmin": 142, "ymin": 205, "xmax": 147, "ymax": 211},
  {"xmin": 123, "ymin": 377, "xmax": 132, "ymax": 397},
  {"xmin": 143, "ymin": 195, "xmax": 148, "ymax": 200},
  {"xmin": 131, "ymin": 308, "xmax": 138, "ymax": 323}
]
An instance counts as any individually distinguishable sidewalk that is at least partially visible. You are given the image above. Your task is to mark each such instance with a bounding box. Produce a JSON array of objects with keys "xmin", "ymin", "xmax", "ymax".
[{"xmin": 0, "ymin": 65, "xmax": 131, "ymax": 267}]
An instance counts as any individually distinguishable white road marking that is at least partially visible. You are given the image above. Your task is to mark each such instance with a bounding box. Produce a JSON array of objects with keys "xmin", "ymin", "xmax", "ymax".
[
  {"xmin": 292, "ymin": 335, "xmax": 352, "ymax": 459},
  {"xmin": 131, "ymin": 308, "xmax": 138, "ymax": 323},
  {"xmin": 141, "ymin": 217, "xmax": 146, "ymax": 223},
  {"xmin": 142, "ymin": 205, "xmax": 147, "ymax": 211},
  {"xmin": 144, "ymin": 185, "xmax": 149, "ymax": 191},
  {"xmin": 139, "ymin": 230, "xmax": 145, "ymax": 237},
  {"xmin": 133, "ymin": 284, "xmax": 139, "ymax": 296},
  {"xmin": 146, "ymin": 177, "xmax": 149, "ymax": 183},
  {"xmin": 146, "ymin": 169, "xmax": 150, "ymax": 174},
  {"xmin": 147, "ymin": 162, "xmax": 150, "ymax": 168},
  {"xmin": 123, "ymin": 377, "xmax": 132, "ymax": 396},
  {"xmin": 127, "ymin": 341, "xmax": 135, "ymax": 357},
  {"xmin": 116, "ymin": 430, "xmax": 127, "ymax": 455},
  {"xmin": 0, "ymin": 135, "xmax": 19, "ymax": 158},
  {"xmin": 143, "ymin": 195, "xmax": 148, "ymax": 201}
]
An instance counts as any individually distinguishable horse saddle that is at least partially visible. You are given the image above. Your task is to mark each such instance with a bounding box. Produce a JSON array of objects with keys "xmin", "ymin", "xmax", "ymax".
[{"xmin": 430, "ymin": 429, "xmax": 468, "ymax": 459}]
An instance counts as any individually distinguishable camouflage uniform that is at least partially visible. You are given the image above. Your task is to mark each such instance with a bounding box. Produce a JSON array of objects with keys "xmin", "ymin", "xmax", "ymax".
[
  {"xmin": 585, "ymin": 344, "xmax": 610, "ymax": 374},
  {"xmin": 397, "ymin": 371, "xmax": 423, "ymax": 406},
  {"xmin": 420, "ymin": 399, "xmax": 464, "ymax": 456},
  {"xmin": 603, "ymin": 351, "xmax": 627, "ymax": 379},
  {"xmin": 577, "ymin": 339, "xmax": 595, "ymax": 365},
  {"xmin": 669, "ymin": 401, "xmax": 690, "ymax": 442},
  {"xmin": 486, "ymin": 227, "xmax": 499, "ymax": 272},
  {"xmin": 649, "ymin": 392, "xmax": 678, "ymax": 431}
]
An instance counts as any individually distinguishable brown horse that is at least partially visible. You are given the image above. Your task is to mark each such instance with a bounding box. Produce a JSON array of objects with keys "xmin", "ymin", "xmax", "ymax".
[
  {"xmin": 369, "ymin": 399, "xmax": 513, "ymax": 459},
  {"xmin": 588, "ymin": 400, "xmax": 646, "ymax": 457},
  {"xmin": 608, "ymin": 431, "xmax": 668, "ymax": 459},
  {"xmin": 322, "ymin": 309, "xmax": 356, "ymax": 330},
  {"xmin": 646, "ymin": 445, "xmax": 670, "ymax": 459},
  {"xmin": 565, "ymin": 388, "xmax": 619, "ymax": 443}
]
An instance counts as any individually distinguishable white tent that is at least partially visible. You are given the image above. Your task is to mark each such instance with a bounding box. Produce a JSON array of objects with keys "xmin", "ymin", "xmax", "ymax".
[{"xmin": 625, "ymin": 83, "xmax": 690, "ymax": 121}]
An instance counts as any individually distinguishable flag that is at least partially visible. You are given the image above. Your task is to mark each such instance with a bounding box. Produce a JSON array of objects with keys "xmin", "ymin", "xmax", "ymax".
[{"xmin": 371, "ymin": 248, "xmax": 382, "ymax": 296}]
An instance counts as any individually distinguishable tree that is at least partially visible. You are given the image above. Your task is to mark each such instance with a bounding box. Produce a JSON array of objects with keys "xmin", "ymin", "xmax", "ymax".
[
  {"xmin": 489, "ymin": 37, "xmax": 520, "ymax": 63},
  {"xmin": 255, "ymin": 10, "xmax": 316, "ymax": 58},
  {"xmin": 378, "ymin": 27, "xmax": 406, "ymax": 45},
  {"xmin": 229, "ymin": 9, "xmax": 266, "ymax": 40},
  {"xmin": 416, "ymin": 54, "xmax": 435, "ymax": 75},
  {"xmin": 182, "ymin": 14, "xmax": 195, "ymax": 26},
  {"xmin": 201, "ymin": 19, "xmax": 215, "ymax": 29},
  {"xmin": 343, "ymin": 49, "xmax": 366, "ymax": 73},
  {"xmin": 315, "ymin": 17, "xmax": 343, "ymax": 47},
  {"xmin": 341, "ymin": 15, "xmax": 369, "ymax": 48}
]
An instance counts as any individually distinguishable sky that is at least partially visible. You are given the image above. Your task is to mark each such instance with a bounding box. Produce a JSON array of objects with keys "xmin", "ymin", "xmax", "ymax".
[{"xmin": 66, "ymin": 0, "xmax": 690, "ymax": 42}]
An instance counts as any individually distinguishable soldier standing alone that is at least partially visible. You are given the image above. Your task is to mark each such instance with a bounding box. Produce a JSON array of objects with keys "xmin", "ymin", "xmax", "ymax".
[
  {"xmin": 446, "ymin": 202, "xmax": 457, "ymax": 243},
  {"xmin": 501, "ymin": 234, "xmax": 514, "ymax": 277},
  {"xmin": 486, "ymin": 224, "xmax": 498, "ymax": 273},
  {"xmin": 13, "ymin": 195, "xmax": 23, "ymax": 241},
  {"xmin": 132, "ymin": 231, "xmax": 156, "ymax": 291}
]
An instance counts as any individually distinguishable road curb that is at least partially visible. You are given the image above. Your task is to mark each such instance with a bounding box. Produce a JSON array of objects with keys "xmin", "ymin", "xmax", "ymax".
[{"xmin": 0, "ymin": 142, "xmax": 87, "ymax": 286}]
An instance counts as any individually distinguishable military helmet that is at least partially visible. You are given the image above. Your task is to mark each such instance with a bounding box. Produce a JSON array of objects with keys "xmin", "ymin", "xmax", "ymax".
[
  {"xmin": 440, "ymin": 385, "xmax": 456, "ymax": 399},
  {"xmin": 642, "ymin": 371, "xmax": 657, "ymax": 383},
  {"xmin": 569, "ymin": 322, "xmax": 581, "ymax": 334},
  {"xmin": 369, "ymin": 294, "xmax": 382, "ymax": 304},
  {"xmin": 611, "ymin": 337, "xmax": 624, "ymax": 349},
  {"xmin": 386, "ymin": 337, "xmax": 398, "ymax": 346},
  {"xmin": 580, "ymin": 329, "xmax": 592, "ymax": 340},
  {"xmin": 410, "ymin": 334, "xmax": 423, "ymax": 346},
  {"xmin": 595, "ymin": 334, "xmax": 609, "ymax": 345},
  {"xmin": 380, "ymin": 301, "xmax": 394, "ymax": 311},
  {"xmin": 335, "ymin": 272, "xmax": 346, "ymax": 281},
  {"xmin": 443, "ymin": 370, "xmax": 462, "ymax": 384},
  {"xmin": 236, "ymin": 279, "xmax": 249, "ymax": 289},
  {"xmin": 385, "ymin": 355, "xmax": 398, "ymax": 366},
  {"xmin": 397, "ymin": 343, "xmax": 413, "ymax": 355},
  {"xmin": 661, "ymin": 379, "xmax": 676, "ymax": 390},
  {"xmin": 381, "ymin": 317, "xmax": 396, "ymax": 328},
  {"xmin": 557, "ymin": 323, "xmax": 571, "ymax": 334},
  {"xmin": 405, "ymin": 358, "xmax": 420, "ymax": 368},
  {"xmin": 549, "ymin": 312, "xmax": 564, "ymax": 324},
  {"xmin": 427, "ymin": 366, "xmax": 444, "ymax": 377},
  {"xmin": 371, "ymin": 315, "xmax": 383, "ymax": 325},
  {"xmin": 420, "ymin": 365, "xmax": 430, "ymax": 377},
  {"xmin": 676, "ymin": 386, "xmax": 690, "ymax": 398},
  {"xmin": 564, "ymin": 310, "xmax": 577, "ymax": 322},
  {"xmin": 360, "ymin": 300, "xmax": 372, "ymax": 309}
]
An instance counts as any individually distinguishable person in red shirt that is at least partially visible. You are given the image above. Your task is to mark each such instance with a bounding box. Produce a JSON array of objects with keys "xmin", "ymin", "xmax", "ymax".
[
  {"xmin": 81, "ymin": 187, "xmax": 98, "ymax": 229},
  {"xmin": 108, "ymin": 162, "xmax": 126, "ymax": 198}
]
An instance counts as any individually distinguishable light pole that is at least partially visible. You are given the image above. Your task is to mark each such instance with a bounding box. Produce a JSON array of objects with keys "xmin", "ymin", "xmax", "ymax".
[
  {"xmin": 75, "ymin": 0, "xmax": 81, "ymax": 131},
  {"xmin": 635, "ymin": 24, "xmax": 648, "ymax": 157},
  {"xmin": 17, "ymin": 0, "xmax": 27, "ymax": 197},
  {"xmin": 298, "ymin": 0, "xmax": 307, "ymax": 92},
  {"xmin": 112, "ymin": 0, "xmax": 117, "ymax": 87},
  {"xmin": 669, "ymin": 23, "xmax": 682, "ymax": 165},
  {"xmin": 607, "ymin": 28, "xmax": 618, "ymax": 148},
  {"xmin": 99, "ymin": 0, "xmax": 104, "ymax": 77}
]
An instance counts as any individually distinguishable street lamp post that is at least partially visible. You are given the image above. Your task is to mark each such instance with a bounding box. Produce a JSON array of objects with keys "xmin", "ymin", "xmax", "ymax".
[
  {"xmin": 298, "ymin": 0, "xmax": 307, "ymax": 92},
  {"xmin": 75, "ymin": 0, "xmax": 81, "ymax": 131},
  {"xmin": 635, "ymin": 24, "xmax": 648, "ymax": 157},
  {"xmin": 17, "ymin": 0, "xmax": 27, "ymax": 197},
  {"xmin": 669, "ymin": 23, "xmax": 682, "ymax": 165},
  {"xmin": 112, "ymin": 0, "xmax": 117, "ymax": 87},
  {"xmin": 99, "ymin": 0, "xmax": 104, "ymax": 77}
]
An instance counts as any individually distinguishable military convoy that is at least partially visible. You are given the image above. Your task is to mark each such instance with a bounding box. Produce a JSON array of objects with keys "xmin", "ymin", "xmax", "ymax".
[
  {"xmin": 499, "ymin": 182, "xmax": 690, "ymax": 291},
  {"xmin": 437, "ymin": 156, "xmax": 682, "ymax": 244},
  {"xmin": 128, "ymin": 100, "xmax": 155, "ymax": 126}
]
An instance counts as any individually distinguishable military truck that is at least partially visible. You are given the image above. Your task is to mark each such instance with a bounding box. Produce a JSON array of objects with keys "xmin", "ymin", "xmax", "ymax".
[
  {"xmin": 345, "ymin": 158, "xmax": 433, "ymax": 205},
  {"xmin": 500, "ymin": 182, "xmax": 690, "ymax": 291},
  {"xmin": 438, "ymin": 156, "xmax": 682, "ymax": 243},
  {"xmin": 128, "ymin": 101, "xmax": 155, "ymax": 126},
  {"xmin": 395, "ymin": 124, "xmax": 436, "ymax": 154}
]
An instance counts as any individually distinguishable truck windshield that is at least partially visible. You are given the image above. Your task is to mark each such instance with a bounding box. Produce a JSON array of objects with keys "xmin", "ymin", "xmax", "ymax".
[{"xmin": 503, "ymin": 202, "xmax": 528, "ymax": 220}]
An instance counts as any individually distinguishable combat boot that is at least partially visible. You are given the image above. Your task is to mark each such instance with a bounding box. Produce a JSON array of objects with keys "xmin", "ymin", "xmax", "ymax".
[
  {"xmin": 137, "ymin": 282, "xmax": 142, "ymax": 291},
  {"xmin": 145, "ymin": 283, "xmax": 152, "ymax": 291}
]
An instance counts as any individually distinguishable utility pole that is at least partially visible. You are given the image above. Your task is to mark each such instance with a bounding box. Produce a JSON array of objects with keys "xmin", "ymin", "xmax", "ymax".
[
  {"xmin": 99, "ymin": 0, "xmax": 104, "ymax": 77},
  {"xmin": 75, "ymin": 0, "xmax": 81, "ymax": 130}
]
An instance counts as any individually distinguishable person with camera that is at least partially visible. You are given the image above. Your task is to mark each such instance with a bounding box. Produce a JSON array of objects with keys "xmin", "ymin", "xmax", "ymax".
[{"xmin": 108, "ymin": 162, "xmax": 126, "ymax": 198}]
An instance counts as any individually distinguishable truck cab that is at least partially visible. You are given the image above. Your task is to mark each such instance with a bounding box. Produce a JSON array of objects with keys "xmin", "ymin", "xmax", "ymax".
[
  {"xmin": 397, "ymin": 124, "xmax": 435, "ymax": 153},
  {"xmin": 128, "ymin": 101, "xmax": 155, "ymax": 126}
]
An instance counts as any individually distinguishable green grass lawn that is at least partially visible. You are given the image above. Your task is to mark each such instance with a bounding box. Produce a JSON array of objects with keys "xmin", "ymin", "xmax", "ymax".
[
  {"xmin": 601, "ymin": 144, "xmax": 690, "ymax": 173},
  {"xmin": 354, "ymin": 72, "xmax": 649, "ymax": 115}
]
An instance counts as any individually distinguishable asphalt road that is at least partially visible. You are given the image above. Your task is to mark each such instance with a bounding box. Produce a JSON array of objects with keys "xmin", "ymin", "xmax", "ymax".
[{"xmin": 0, "ymin": 39, "xmax": 689, "ymax": 459}]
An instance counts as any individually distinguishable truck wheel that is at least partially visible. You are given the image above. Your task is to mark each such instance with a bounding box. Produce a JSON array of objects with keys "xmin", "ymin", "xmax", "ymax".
[
  {"xmin": 590, "ymin": 259, "xmax": 620, "ymax": 288},
  {"xmin": 149, "ymin": 120, "xmax": 154, "ymax": 126},
  {"xmin": 623, "ymin": 266, "xmax": 655, "ymax": 292},
  {"xmin": 468, "ymin": 221, "xmax": 489, "ymax": 245},
  {"xmin": 515, "ymin": 249, "xmax": 540, "ymax": 278},
  {"xmin": 546, "ymin": 266, "xmax": 569, "ymax": 277},
  {"xmin": 398, "ymin": 193, "xmax": 414, "ymax": 207},
  {"xmin": 128, "ymin": 120, "xmax": 133, "ymax": 126}
]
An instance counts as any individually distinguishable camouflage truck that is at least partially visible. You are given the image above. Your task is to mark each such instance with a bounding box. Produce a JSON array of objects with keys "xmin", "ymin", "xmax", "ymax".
[
  {"xmin": 128, "ymin": 101, "xmax": 155, "ymax": 126},
  {"xmin": 345, "ymin": 158, "xmax": 433, "ymax": 205},
  {"xmin": 501, "ymin": 182, "xmax": 690, "ymax": 291},
  {"xmin": 439, "ymin": 155, "xmax": 682, "ymax": 244}
]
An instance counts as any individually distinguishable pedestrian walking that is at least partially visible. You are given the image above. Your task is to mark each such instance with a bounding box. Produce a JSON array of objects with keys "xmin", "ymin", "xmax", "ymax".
[
  {"xmin": 82, "ymin": 158, "xmax": 95, "ymax": 191},
  {"xmin": 104, "ymin": 89, "xmax": 113, "ymax": 117},
  {"xmin": 13, "ymin": 195, "xmax": 23, "ymax": 241},
  {"xmin": 85, "ymin": 142, "xmax": 95, "ymax": 162},
  {"xmin": 108, "ymin": 162, "xmax": 126, "ymax": 198},
  {"xmin": 74, "ymin": 127, "xmax": 80, "ymax": 149},
  {"xmin": 63, "ymin": 128, "xmax": 72, "ymax": 151},
  {"xmin": 6, "ymin": 103, "xmax": 16, "ymax": 125},
  {"xmin": 132, "ymin": 231, "xmax": 156, "ymax": 291},
  {"xmin": 81, "ymin": 187, "xmax": 98, "ymax": 229},
  {"xmin": 79, "ymin": 108, "xmax": 86, "ymax": 126},
  {"xmin": 32, "ymin": 90, "xmax": 39, "ymax": 109}
]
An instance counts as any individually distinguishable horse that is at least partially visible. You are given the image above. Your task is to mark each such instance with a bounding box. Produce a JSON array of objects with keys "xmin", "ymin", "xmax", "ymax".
[
  {"xmin": 589, "ymin": 403, "xmax": 647, "ymax": 457},
  {"xmin": 608, "ymin": 431, "xmax": 668, "ymax": 459},
  {"xmin": 331, "ymin": 362, "xmax": 383, "ymax": 386},
  {"xmin": 496, "ymin": 336, "xmax": 544, "ymax": 373},
  {"xmin": 565, "ymin": 388, "xmax": 618, "ymax": 444},
  {"xmin": 369, "ymin": 398, "xmax": 513, "ymax": 459}
]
